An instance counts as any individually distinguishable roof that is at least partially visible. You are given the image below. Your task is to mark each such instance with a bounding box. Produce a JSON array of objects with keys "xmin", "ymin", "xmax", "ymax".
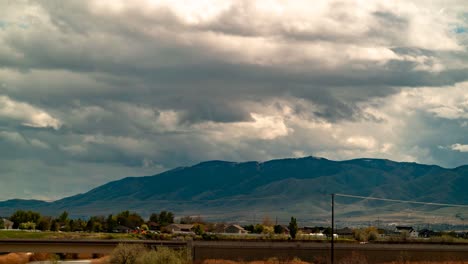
[
  {"xmin": 227, "ymin": 224, "xmax": 245, "ymax": 230},
  {"xmin": 396, "ymin": 226, "xmax": 414, "ymax": 230},
  {"xmin": 2, "ymin": 218, "xmax": 13, "ymax": 225},
  {"xmin": 114, "ymin": 225, "xmax": 131, "ymax": 230},
  {"xmin": 167, "ymin": 224, "xmax": 194, "ymax": 229}
]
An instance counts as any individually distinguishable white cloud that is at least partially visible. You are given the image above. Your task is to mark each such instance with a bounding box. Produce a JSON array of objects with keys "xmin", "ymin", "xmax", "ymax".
[
  {"xmin": 0, "ymin": 0, "xmax": 468, "ymax": 201},
  {"xmin": 451, "ymin": 144, "xmax": 468, "ymax": 152},
  {"xmin": 0, "ymin": 95, "xmax": 61, "ymax": 129}
]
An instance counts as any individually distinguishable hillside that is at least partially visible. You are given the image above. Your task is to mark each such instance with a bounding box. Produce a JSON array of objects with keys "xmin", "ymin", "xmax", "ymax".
[{"xmin": 1, "ymin": 157, "xmax": 467, "ymax": 224}]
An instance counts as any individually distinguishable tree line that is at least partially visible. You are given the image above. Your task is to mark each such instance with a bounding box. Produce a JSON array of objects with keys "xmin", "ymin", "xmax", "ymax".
[
  {"xmin": 4, "ymin": 210, "xmax": 175, "ymax": 232},
  {"xmin": 3, "ymin": 210, "xmax": 300, "ymax": 239}
]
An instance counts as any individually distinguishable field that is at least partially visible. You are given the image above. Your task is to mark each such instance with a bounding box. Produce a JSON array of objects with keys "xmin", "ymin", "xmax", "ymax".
[{"xmin": 0, "ymin": 230, "xmax": 136, "ymax": 240}]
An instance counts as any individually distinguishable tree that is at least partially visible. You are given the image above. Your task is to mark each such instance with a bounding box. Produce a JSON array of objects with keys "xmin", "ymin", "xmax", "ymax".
[
  {"xmin": 274, "ymin": 225, "xmax": 284, "ymax": 234},
  {"xmin": 0, "ymin": 218, "xmax": 4, "ymax": 229},
  {"xmin": 57, "ymin": 211, "xmax": 70, "ymax": 231},
  {"xmin": 193, "ymin": 224, "xmax": 205, "ymax": 235},
  {"xmin": 106, "ymin": 214, "xmax": 118, "ymax": 232},
  {"xmin": 149, "ymin": 213, "xmax": 159, "ymax": 223},
  {"xmin": 37, "ymin": 216, "xmax": 52, "ymax": 231},
  {"xmin": 58, "ymin": 211, "xmax": 69, "ymax": 223},
  {"xmin": 86, "ymin": 216, "xmax": 105, "ymax": 232},
  {"xmin": 50, "ymin": 219, "xmax": 59, "ymax": 231},
  {"xmin": 288, "ymin": 217, "xmax": 298, "ymax": 239},
  {"xmin": 19, "ymin": 221, "xmax": 36, "ymax": 230},
  {"xmin": 116, "ymin": 211, "xmax": 144, "ymax": 229},
  {"xmin": 253, "ymin": 224, "xmax": 264, "ymax": 234},
  {"xmin": 158, "ymin": 211, "xmax": 174, "ymax": 227},
  {"xmin": 10, "ymin": 210, "xmax": 41, "ymax": 229},
  {"xmin": 180, "ymin": 215, "xmax": 204, "ymax": 224}
]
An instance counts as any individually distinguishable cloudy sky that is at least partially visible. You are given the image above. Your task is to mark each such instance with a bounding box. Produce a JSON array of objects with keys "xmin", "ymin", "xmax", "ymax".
[{"xmin": 0, "ymin": 0, "xmax": 467, "ymax": 201}]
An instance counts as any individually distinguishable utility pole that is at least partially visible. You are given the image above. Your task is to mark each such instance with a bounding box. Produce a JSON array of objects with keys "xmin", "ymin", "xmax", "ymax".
[{"xmin": 331, "ymin": 193, "xmax": 335, "ymax": 264}]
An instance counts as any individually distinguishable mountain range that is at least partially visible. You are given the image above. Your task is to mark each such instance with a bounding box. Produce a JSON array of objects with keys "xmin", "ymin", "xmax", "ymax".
[{"xmin": 1, "ymin": 157, "xmax": 467, "ymax": 225}]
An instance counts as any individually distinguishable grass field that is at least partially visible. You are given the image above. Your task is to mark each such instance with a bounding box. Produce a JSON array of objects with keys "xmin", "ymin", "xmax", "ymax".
[{"xmin": 0, "ymin": 230, "xmax": 136, "ymax": 240}]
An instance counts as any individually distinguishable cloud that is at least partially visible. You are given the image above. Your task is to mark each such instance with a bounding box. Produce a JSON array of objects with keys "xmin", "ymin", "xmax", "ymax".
[
  {"xmin": 0, "ymin": 0, "xmax": 467, "ymax": 200},
  {"xmin": 451, "ymin": 144, "xmax": 468, "ymax": 152},
  {"xmin": 0, "ymin": 95, "xmax": 61, "ymax": 129}
]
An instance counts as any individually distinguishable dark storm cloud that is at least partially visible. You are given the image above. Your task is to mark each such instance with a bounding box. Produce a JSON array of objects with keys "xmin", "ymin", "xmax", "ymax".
[
  {"xmin": 0, "ymin": 0, "xmax": 465, "ymax": 126},
  {"xmin": 0, "ymin": 0, "xmax": 467, "ymax": 200}
]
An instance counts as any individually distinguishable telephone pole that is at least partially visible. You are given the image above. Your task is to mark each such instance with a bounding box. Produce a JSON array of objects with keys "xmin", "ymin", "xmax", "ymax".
[{"xmin": 331, "ymin": 193, "xmax": 335, "ymax": 264}]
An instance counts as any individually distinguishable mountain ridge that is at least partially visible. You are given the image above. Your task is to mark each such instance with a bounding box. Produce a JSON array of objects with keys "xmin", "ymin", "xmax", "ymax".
[{"xmin": 1, "ymin": 156, "xmax": 467, "ymax": 223}]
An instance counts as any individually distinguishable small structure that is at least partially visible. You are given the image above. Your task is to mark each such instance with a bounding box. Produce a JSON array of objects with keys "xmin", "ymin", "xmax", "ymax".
[
  {"xmin": 225, "ymin": 224, "xmax": 248, "ymax": 234},
  {"xmin": 336, "ymin": 227, "xmax": 354, "ymax": 238},
  {"xmin": 147, "ymin": 221, "xmax": 160, "ymax": 231},
  {"xmin": 113, "ymin": 225, "xmax": 131, "ymax": 233},
  {"xmin": 395, "ymin": 226, "xmax": 419, "ymax": 238},
  {"xmin": 212, "ymin": 223, "xmax": 228, "ymax": 233},
  {"xmin": 1, "ymin": 218, "xmax": 14, "ymax": 229},
  {"xmin": 165, "ymin": 224, "xmax": 194, "ymax": 234},
  {"xmin": 418, "ymin": 228, "xmax": 436, "ymax": 238}
]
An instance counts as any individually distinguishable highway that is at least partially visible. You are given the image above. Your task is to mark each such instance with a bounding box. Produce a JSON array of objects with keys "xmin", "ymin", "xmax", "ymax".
[
  {"xmin": 0, "ymin": 239, "xmax": 187, "ymax": 254},
  {"xmin": 2, "ymin": 240, "xmax": 468, "ymax": 263}
]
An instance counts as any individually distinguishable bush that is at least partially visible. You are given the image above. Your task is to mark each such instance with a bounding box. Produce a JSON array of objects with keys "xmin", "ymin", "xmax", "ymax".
[
  {"xmin": 137, "ymin": 247, "xmax": 190, "ymax": 264},
  {"xmin": 109, "ymin": 244, "xmax": 190, "ymax": 264},
  {"xmin": 110, "ymin": 243, "xmax": 146, "ymax": 264}
]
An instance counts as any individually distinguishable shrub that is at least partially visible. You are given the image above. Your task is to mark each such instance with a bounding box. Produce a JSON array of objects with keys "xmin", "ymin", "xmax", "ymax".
[
  {"xmin": 109, "ymin": 244, "xmax": 190, "ymax": 264},
  {"xmin": 137, "ymin": 247, "xmax": 190, "ymax": 264},
  {"xmin": 110, "ymin": 243, "xmax": 146, "ymax": 264}
]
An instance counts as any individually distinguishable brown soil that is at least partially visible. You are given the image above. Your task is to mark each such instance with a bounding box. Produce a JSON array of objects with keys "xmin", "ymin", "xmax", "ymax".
[{"xmin": 0, "ymin": 253, "xmax": 30, "ymax": 264}]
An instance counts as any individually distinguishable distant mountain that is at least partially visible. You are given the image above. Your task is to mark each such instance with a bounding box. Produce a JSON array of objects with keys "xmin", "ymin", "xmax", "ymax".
[{"xmin": 1, "ymin": 157, "xmax": 467, "ymax": 224}]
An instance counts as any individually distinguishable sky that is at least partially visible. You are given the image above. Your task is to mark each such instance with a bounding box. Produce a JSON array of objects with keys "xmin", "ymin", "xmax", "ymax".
[{"xmin": 0, "ymin": 0, "xmax": 467, "ymax": 201}]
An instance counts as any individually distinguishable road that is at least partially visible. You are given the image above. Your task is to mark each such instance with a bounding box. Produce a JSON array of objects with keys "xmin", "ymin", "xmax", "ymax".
[{"xmin": 2, "ymin": 239, "xmax": 468, "ymax": 263}]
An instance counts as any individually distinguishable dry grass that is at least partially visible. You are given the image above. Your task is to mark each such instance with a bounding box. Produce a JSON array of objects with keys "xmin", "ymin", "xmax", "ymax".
[
  {"xmin": 196, "ymin": 259, "xmax": 310, "ymax": 264},
  {"xmin": 90, "ymin": 255, "xmax": 111, "ymax": 264},
  {"xmin": 0, "ymin": 253, "xmax": 30, "ymax": 264},
  {"xmin": 383, "ymin": 260, "xmax": 468, "ymax": 264}
]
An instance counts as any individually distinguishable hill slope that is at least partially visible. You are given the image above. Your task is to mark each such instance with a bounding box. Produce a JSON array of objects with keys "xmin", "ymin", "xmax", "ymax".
[{"xmin": 1, "ymin": 157, "xmax": 467, "ymax": 223}]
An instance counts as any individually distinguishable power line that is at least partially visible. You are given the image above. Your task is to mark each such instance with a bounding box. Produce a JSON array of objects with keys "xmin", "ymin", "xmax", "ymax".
[{"xmin": 335, "ymin": 193, "xmax": 468, "ymax": 209}]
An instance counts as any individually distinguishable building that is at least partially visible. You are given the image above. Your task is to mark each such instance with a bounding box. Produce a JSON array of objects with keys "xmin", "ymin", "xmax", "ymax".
[
  {"xmin": 113, "ymin": 225, "xmax": 131, "ymax": 233},
  {"xmin": 395, "ymin": 226, "xmax": 419, "ymax": 238},
  {"xmin": 165, "ymin": 224, "xmax": 194, "ymax": 234},
  {"xmin": 1, "ymin": 218, "xmax": 14, "ymax": 229},
  {"xmin": 225, "ymin": 224, "xmax": 248, "ymax": 234}
]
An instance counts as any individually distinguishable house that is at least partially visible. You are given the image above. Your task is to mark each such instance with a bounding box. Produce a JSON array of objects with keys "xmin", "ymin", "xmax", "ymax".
[
  {"xmin": 147, "ymin": 221, "xmax": 160, "ymax": 231},
  {"xmin": 275, "ymin": 225, "xmax": 290, "ymax": 235},
  {"xmin": 113, "ymin": 225, "xmax": 131, "ymax": 233},
  {"xmin": 395, "ymin": 226, "xmax": 419, "ymax": 238},
  {"xmin": 418, "ymin": 228, "xmax": 436, "ymax": 238},
  {"xmin": 336, "ymin": 227, "xmax": 354, "ymax": 238},
  {"xmin": 1, "ymin": 218, "xmax": 14, "ymax": 229},
  {"xmin": 225, "ymin": 224, "xmax": 248, "ymax": 234},
  {"xmin": 212, "ymin": 223, "xmax": 228, "ymax": 233},
  {"xmin": 165, "ymin": 224, "xmax": 194, "ymax": 234}
]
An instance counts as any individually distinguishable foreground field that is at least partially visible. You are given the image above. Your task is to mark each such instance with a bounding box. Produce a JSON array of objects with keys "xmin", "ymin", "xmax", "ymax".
[{"xmin": 3, "ymin": 252, "xmax": 468, "ymax": 264}]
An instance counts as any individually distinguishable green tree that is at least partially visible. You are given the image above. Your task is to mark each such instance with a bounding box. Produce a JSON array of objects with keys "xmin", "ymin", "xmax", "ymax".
[
  {"xmin": 253, "ymin": 224, "xmax": 264, "ymax": 234},
  {"xmin": 106, "ymin": 214, "xmax": 118, "ymax": 232},
  {"xmin": 274, "ymin": 225, "xmax": 284, "ymax": 234},
  {"xmin": 58, "ymin": 211, "xmax": 69, "ymax": 223},
  {"xmin": 158, "ymin": 211, "xmax": 174, "ymax": 227},
  {"xmin": 288, "ymin": 217, "xmax": 298, "ymax": 239},
  {"xmin": 116, "ymin": 211, "xmax": 144, "ymax": 229},
  {"xmin": 0, "ymin": 218, "xmax": 4, "ymax": 229},
  {"xmin": 86, "ymin": 216, "xmax": 105, "ymax": 232},
  {"xmin": 50, "ymin": 219, "xmax": 59, "ymax": 231},
  {"xmin": 10, "ymin": 210, "xmax": 41, "ymax": 229},
  {"xmin": 193, "ymin": 224, "xmax": 205, "ymax": 235},
  {"xmin": 19, "ymin": 221, "xmax": 36, "ymax": 230},
  {"xmin": 57, "ymin": 211, "xmax": 70, "ymax": 231},
  {"xmin": 37, "ymin": 216, "xmax": 52, "ymax": 231},
  {"xmin": 149, "ymin": 213, "xmax": 159, "ymax": 223}
]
